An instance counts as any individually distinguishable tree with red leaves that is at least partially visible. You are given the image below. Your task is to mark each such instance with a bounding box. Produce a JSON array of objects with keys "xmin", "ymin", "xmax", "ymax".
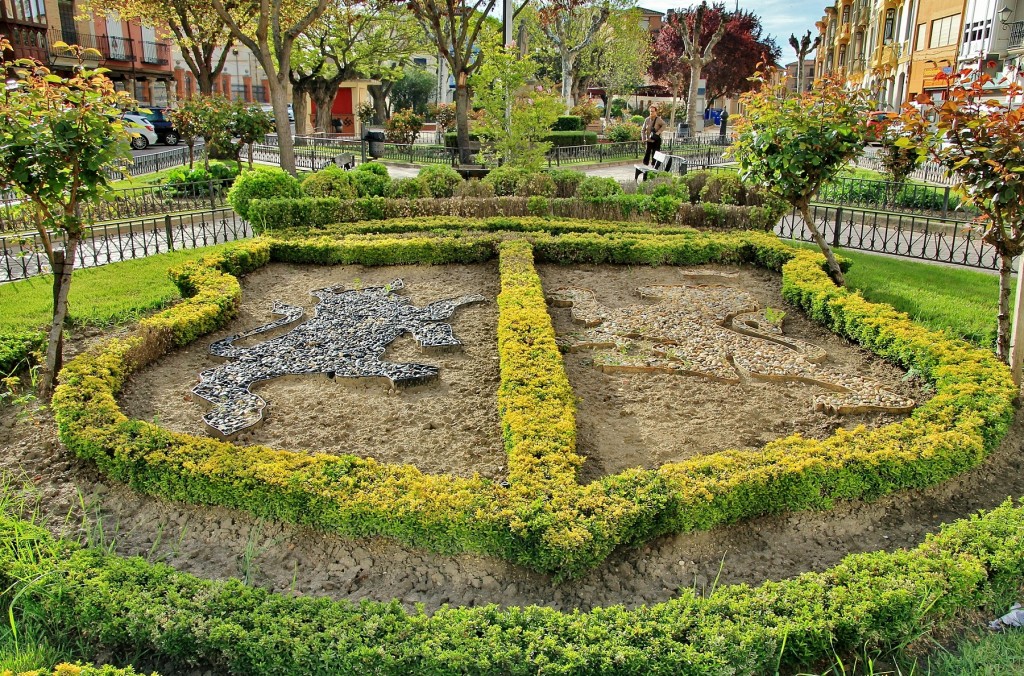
[{"xmin": 651, "ymin": 4, "xmax": 778, "ymax": 132}]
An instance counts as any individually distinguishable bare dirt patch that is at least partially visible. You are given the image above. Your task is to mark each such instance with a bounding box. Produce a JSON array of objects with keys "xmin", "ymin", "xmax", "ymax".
[
  {"xmin": 537, "ymin": 263, "xmax": 926, "ymax": 483},
  {"xmin": 118, "ymin": 262, "xmax": 505, "ymax": 480}
]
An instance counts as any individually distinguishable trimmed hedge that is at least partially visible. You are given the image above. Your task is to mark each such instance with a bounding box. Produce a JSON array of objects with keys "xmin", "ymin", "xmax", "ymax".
[
  {"xmin": 50, "ymin": 224, "xmax": 1017, "ymax": 578},
  {"xmin": 2, "ymin": 499, "xmax": 1024, "ymax": 673},
  {"xmin": 443, "ymin": 131, "xmax": 597, "ymax": 149},
  {"xmin": 247, "ymin": 196, "xmax": 787, "ymax": 232},
  {"xmin": 2, "ymin": 665, "xmax": 155, "ymax": 675}
]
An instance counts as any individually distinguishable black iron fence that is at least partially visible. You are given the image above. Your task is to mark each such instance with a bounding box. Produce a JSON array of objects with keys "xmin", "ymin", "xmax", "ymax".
[
  {"xmin": 775, "ymin": 203, "xmax": 998, "ymax": 270},
  {"xmin": 0, "ymin": 178, "xmax": 233, "ymax": 234},
  {"xmin": 856, "ymin": 155, "xmax": 953, "ymax": 185},
  {"xmin": 0, "ymin": 208, "xmax": 250, "ymax": 283},
  {"xmin": 103, "ymin": 145, "xmax": 207, "ymax": 180},
  {"xmin": 816, "ymin": 176, "xmax": 976, "ymax": 220}
]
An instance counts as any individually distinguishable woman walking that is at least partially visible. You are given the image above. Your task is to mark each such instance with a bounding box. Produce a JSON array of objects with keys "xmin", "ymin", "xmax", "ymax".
[{"xmin": 641, "ymin": 104, "xmax": 666, "ymax": 165}]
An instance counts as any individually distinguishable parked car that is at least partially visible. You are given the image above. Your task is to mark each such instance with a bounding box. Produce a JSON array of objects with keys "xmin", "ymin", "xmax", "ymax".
[
  {"xmin": 119, "ymin": 113, "xmax": 158, "ymax": 150},
  {"xmin": 260, "ymin": 103, "xmax": 294, "ymax": 122},
  {"xmin": 140, "ymin": 107, "xmax": 181, "ymax": 146}
]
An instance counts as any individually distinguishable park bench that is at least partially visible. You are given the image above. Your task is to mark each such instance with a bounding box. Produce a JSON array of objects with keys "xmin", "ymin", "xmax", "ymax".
[
  {"xmin": 334, "ymin": 153, "xmax": 356, "ymax": 170},
  {"xmin": 634, "ymin": 151, "xmax": 672, "ymax": 182}
]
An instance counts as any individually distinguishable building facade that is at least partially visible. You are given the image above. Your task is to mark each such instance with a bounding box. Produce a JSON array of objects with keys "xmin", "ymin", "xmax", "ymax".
[{"xmin": 1, "ymin": 1, "xmax": 174, "ymax": 106}]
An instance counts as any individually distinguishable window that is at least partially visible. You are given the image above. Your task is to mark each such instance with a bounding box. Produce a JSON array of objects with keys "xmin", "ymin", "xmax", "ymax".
[
  {"xmin": 916, "ymin": 23, "xmax": 927, "ymax": 50},
  {"xmin": 252, "ymin": 85, "xmax": 266, "ymax": 102},
  {"xmin": 413, "ymin": 57, "xmax": 428, "ymax": 67},
  {"xmin": 232, "ymin": 84, "xmax": 246, "ymax": 101},
  {"xmin": 962, "ymin": 19, "xmax": 991, "ymax": 43},
  {"xmin": 842, "ymin": 6, "xmax": 850, "ymax": 24},
  {"xmin": 929, "ymin": 14, "xmax": 960, "ymax": 48},
  {"xmin": 883, "ymin": 9, "xmax": 896, "ymax": 43}
]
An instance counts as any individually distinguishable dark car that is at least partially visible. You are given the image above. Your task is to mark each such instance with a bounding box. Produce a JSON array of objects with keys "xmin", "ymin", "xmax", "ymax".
[{"xmin": 141, "ymin": 107, "xmax": 180, "ymax": 146}]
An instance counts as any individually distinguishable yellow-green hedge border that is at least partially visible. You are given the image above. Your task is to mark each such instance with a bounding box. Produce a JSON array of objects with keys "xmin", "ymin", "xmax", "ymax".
[{"xmin": 51, "ymin": 221, "xmax": 1017, "ymax": 577}]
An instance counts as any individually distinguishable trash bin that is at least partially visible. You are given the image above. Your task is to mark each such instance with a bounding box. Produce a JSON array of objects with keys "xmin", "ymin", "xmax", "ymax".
[
  {"xmin": 677, "ymin": 123, "xmax": 690, "ymax": 138},
  {"xmin": 364, "ymin": 129, "xmax": 386, "ymax": 158}
]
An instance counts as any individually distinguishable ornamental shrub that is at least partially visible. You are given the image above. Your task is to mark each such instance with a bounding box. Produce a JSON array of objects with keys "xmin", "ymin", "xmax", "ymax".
[
  {"xmin": 547, "ymin": 169, "xmax": 586, "ymax": 198},
  {"xmin": 552, "ymin": 115, "xmax": 584, "ymax": 131},
  {"xmin": 606, "ymin": 122, "xmax": 641, "ymax": 142},
  {"xmin": 570, "ymin": 100, "xmax": 601, "ymax": 125},
  {"xmin": 352, "ymin": 163, "xmax": 391, "ymax": 197},
  {"xmin": 699, "ymin": 173, "xmax": 744, "ymax": 205},
  {"xmin": 227, "ymin": 167, "xmax": 302, "ymax": 220},
  {"xmin": 383, "ymin": 108, "xmax": 424, "ymax": 145},
  {"xmin": 384, "ymin": 177, "xmax": 432, "ymax": 199},
  {"xmin": 455, "ymin": 179, "xmax": 495, "ymax": 198},
  {"xmin": 630, "ymin": 114, "xmax": 645, "ymax": 125},
  {"xmin": 546, "ymin": 131, "xmax": 597, "ymax": 147},
  {"xmin": 640, "ymin": 175, "xmax": 690, "ymax": 201},
  {"xmin": 355, "ymin": 162, "xmax": 390, "ymax": 177},
  {"xmin": 577, "ymin": 176, "xmax": 623, "ymax": 199},
  {"xmin": 419, "ymin": 164, "xmax": 464, "ymax": 198},
  {"xmin": 519, "ymin": 172, "xmax": 557, "ymax": 198},
  {"xmin": 483, "ymin": 166, "xmax": 529, "ymax": 196},
  {"xmin": 301, "ymin": 166, "xmax": 357, "ymax": 199}
]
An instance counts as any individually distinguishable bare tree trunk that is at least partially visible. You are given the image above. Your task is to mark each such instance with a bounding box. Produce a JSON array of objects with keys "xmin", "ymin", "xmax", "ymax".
[
  {"xmin": 198, "ymin": 72, "xmax": 214, "ymax": 96},
  {"xmin": 561, "ymin": 53, "xmax": 576, "ymax": 112},
  {"xmin": 798, "ymin": 201, "xmax": 845, "ymax": 286},
  {"xmin": 454, "ymin": 76, "xmax": 473, "ymax": 164},
  {"xmin": 187, "ymin": 141, "xmax": 195, "ymax": 169},
  {"xmin": 686, "ymin": 63, "xmax": 702, "ymax": 133},
  {"xmin": 293, "ymin": 91, "xmax": 310, "ymax": 135},
  {"xmin": 270, "ymin": 78, "xmax": 297, "ymax": 175},
  {"xmin": 998, "ymin": 251, "xmax": 1014, "ymax": 362},
  {"xmin": 669, "ymin": 79, "xmax": 681, "ymax": 133},
  {"xmin": 367, "ymin": 84, "xmax": 389, "ymax": 124},
  {"xmin": 40, "ymin": 239, "xmax": 78, "ymax": 398}
]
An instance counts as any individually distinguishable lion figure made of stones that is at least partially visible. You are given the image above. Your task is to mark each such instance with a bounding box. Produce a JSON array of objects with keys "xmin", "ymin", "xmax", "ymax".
[
  {"xmin": 192, "ymin": 279, "xmax": 486, "ymax": 438},
  {"xmin": 547, "ymin": 275, "xmax": 915, "ymax": 416}
]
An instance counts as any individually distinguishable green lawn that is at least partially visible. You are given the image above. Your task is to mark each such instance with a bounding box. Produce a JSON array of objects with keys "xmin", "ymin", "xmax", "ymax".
[
  {"xmin": 108, "ymin": 159, "xmax": 239, "ymax": 189},
  {"xmin": 923, "ymin": 629, "xmax": 1024, "ymax": 675},
  {"xmin": 0, "ymin": 245, "xmax": 232, "ymax": 333},
  {"xmin": 838, "ymin": 247, "xmax": 1007, "ymax": 349}
]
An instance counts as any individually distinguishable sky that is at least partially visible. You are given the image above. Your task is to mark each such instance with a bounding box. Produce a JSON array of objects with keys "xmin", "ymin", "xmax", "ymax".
[{"xmin": 636, "ymin": 0, "xmax": 823, "ymax": 54}]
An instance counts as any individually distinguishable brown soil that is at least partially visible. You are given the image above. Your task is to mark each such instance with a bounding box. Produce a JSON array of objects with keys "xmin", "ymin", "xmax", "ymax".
[
  {"xmin": 537, "ymin": 264, "xmax": 926, "ymax": 483},
  {"xmin": 119, "ymin": 263, "xmax": 506, "ymax": 480},
  {"xmin": 0, "ymin": 263, "xmax": 1019, "ymax": 622}
]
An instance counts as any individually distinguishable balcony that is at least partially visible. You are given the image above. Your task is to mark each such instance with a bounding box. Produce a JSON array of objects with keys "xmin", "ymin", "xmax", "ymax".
[
  {"xmin": 42, "ymin": 28, "xmax": 170, "ymax": 70},
  {"xmin": 140, "ymin": 40, "xmax": 169, "ymax": 66},
  {"xmin": 1009, "ymin": 20, "xmax": 1024, "ymax": 50},
  {"xmin": 838, "ymin": 24, "xmax": 851, "ymax": 42},
  {"xmin": 0, "ymin": 21, "xmax": 48, "ymax": 62}
]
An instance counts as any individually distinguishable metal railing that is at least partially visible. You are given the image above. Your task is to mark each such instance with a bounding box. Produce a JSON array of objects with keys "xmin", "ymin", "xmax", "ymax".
[
  {"xmin": 816, "ymin": 176, "xmax": 975, "ymax": 220},
  {"xmin": 0, "ymin": 208, "xmax": 250, "ymax": 283},
  {"xmin": 857, "ymin": 155, "xmax": 953, "ymax": 185},
  {"xmin": 247, "ymin": 143, "xmax": 345, "ymax": 172},
  {"xmin": 1010, "ymin": 20, "xmax": 1024, "ymax": 49},
  {"xmin": 0, "ymin": 177, "xmax": 234, "ymax": 234},
  {"xmin": 103, "ymin": 146, "xmax": 207, "ymax": 180},
  {"xmin": 775, "ymin": 203, "xmax": 998, "ymax": 270}
]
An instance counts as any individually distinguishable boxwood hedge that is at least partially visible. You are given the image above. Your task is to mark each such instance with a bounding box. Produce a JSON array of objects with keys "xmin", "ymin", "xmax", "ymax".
[{"xmin": 50, "ymin": 221, "xmax": 1016, "ymax": 579}]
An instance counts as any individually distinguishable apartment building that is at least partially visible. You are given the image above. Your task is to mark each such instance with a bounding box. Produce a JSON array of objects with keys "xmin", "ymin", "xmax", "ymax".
[
  {"xmin": 816, "ymin": 0, "xmax": 918, "ymax": 109},
  {"xmin": 1, "ymin": 0, "xmax": 174, "ymax": 106}
]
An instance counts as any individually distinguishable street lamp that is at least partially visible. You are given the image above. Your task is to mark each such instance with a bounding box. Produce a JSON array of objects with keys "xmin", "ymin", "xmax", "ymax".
[{"xmin": 999, "ymin": 4, "xmax": 1013, "ymax": 27}]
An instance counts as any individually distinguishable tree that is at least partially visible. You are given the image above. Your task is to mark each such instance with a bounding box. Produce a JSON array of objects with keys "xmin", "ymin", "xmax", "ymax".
[
  {"xmin": 391, "ymin": 67, "xmax": 436, "ymax": 116},
  {"xmin": 168, "ymin": 98, "xmax": 206, "ymax": 169},
  {"xmin": 788, "ymin": 30, "xmax": 820, "ymax": 95},
  {"xmin": 731, "ymin": 68, "xmax": 870, "ymax": 286},
  {"xmin": 291, "ymin": 0, "xmax": 425, "ymax": 134},
  {"xmin": 534, "ymin": 0, "xmax": 622, "ymax": 112},
  {"xmin": 231, "ymin": 101, "xmax": 275, "ymax": 169},
  {"xmin": 79, "ymin": 0, "xmax": 234, "ymax": 95},
  {"xmin": 0, "ymin": 40, "xmax": 134, "ymax": 396},
  {"xmin": 702, "ymin": 10, "xmax": 779, "ymax": 102},
  {"xmin": 903, "ymin": 69, "xmax": 1024, "ymax": 379},
  {"xmin": 407, "ymin": 0, "xmax": 499, "ymax": 164},
  {"xmin": 591, "ymin": 9, "xmax": 653, "ymax": 124},
  {"xmin": 471, "ymin": 45, "xmax": 561, "ymax": 169},
  {"xmin": 210, "ymin": 0, "xmax": 332, "ymax": 175},
  {"xmin": 184, "ymin": 94, "xmax": 234, "ymax": 170},
  {"xmin": 652, "ymin": 6, "xmax": 778, "ymax": 132},
  {"xmin": 675, "ymin": 2, "xmax": 726, "ymax": 132}
]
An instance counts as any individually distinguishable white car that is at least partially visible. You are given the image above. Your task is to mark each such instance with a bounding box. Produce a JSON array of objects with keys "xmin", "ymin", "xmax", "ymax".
[{"xmin": 120, "ymin": 113, "xmax": 158, "ymax": 150}]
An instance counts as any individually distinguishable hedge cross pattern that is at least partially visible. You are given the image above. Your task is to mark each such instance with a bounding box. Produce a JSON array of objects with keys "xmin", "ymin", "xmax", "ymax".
[{"xmin": 193, "ymin": 279, "xmax": 486, "ymax": 437}]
